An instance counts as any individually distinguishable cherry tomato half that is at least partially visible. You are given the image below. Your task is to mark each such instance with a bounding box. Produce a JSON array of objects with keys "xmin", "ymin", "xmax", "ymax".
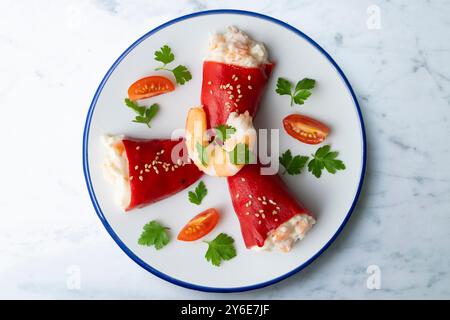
[
  {"xmin": 283, "ymin": 114, "xmax": 330, "ymax": 145},
  {"xmin": 128, "ymin": 76, "xmax": 175, "ymax": 101},
  {"xmin": 177, "ymin": 208, "xmax": 220, "ymax": 241}
]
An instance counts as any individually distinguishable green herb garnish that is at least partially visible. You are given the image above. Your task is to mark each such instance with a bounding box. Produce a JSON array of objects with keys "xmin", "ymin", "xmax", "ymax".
[
  {"xmin": 308, "ymin": 145, "xmax": 346, "ymax": 178},
  {"xmin": 124, "ymin": 98, "xmax": 159, "ymax": 128},
  {"xmin": 228, "ymin": 143, "xmax": 254, "ymax": 165},
  {"xmin": 276, "ymin": 77, "xmax": 316, "ymax": 106},
  {"xmin": 138, "ymin": 221, "xmax": 170, "ymax": 250},
  {"xmin": 279, "ymin": 149, "xmax": 309, "ymax": 175},
  {"xmin": 204, "ymin": 233, "xmax": 237, "ymax": 267},
  {"xmin": 214, "ymin": 124, "xmax": 236, "ymax": 143},
  {"xmin": 154, "ymin": 45, "xmax": 192, "ymax": 85},
  {"xmin": 188, "ymin": 181, "xmax": 208, "ymax": 205},
  {"xmin": 196, "ymin": 142, "xmax": 208, "ymax": 166}
]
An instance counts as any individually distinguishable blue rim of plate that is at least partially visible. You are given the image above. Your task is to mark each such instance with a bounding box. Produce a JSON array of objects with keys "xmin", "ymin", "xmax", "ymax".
[{"xmin": 83, "ymin": 9, "xmax": 367, "ymax": 293}]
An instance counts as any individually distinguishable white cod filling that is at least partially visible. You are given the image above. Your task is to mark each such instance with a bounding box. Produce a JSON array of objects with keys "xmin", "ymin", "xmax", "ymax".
[
  {"xmin": 207, "ymin": 26, "xmax": 269, "ymax": 67},
  {"xmin": 252, "ymin": 214, "xmax": 316, "ymax": 253},
  {"xmin": 102, "ymin": 135, "xmax": 131, "ymax": 210}
]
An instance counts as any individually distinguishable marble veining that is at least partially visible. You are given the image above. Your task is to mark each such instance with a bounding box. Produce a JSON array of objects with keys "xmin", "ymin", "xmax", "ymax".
[{"xmin": 0, "ymin": 0, "xmax": 449, "ymax": 299}]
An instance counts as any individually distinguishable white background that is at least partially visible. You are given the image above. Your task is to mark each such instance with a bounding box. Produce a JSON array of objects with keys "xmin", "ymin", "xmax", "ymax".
[{"xmin": 0, "ymin": 0, "xmax": 449, "ymax": 299}]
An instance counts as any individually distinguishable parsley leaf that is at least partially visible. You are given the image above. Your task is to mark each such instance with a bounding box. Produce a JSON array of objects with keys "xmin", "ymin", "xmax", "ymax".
[
  {"xmin": 125, "ymin": 98, "xmax": 146, "ymax": 116},
  {"xmin": 154, "ymin": 45, "xmax": 175, "ymax": 65},
  {"xmin": 229, "ymin": 143, "xmax": 254, "ymax": 165},
  {"xmin": 275, "ymin": 77, "xmax": 316, "ymax": 106},
  {"xmin": 308, "ymin": 145, "xmax": 346, "ymax": 178},
  {"xmin": 279, "ymin": 149, "xmax": 309, "ymax": 175},
  {"xmin": 196, "ymin": 142, "xmax": 208, "ymax": 166},
  {"xmin": 154, "ymin": 45, "xmax": 192, "ymax": 85},
  {"xmin": 204, "ymin": 233, "xmax": 237, "ymax": 267},
  {"xmin": 275, "ymin": 77, "xmax": 292, "ymax": 96},
  {"xmin": 172, "ymin": 65, "xmax": 192, "ymax": 85},
  {"xmin": 214, "ymin": 124, "xmax": 236, "ymax": 143},
  {"xmin": 188, "ymin": 181, "xmax": 208, "ymax": 205},
  {"xmin": 125, "ymin": 98, "xmax": 159, "ymax": 128},
  {"xmin": 138, "ymin": 221, "xmax": 170, "ymax": 250}
]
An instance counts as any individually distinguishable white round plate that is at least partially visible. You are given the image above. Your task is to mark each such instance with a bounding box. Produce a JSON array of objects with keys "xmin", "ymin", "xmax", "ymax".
[{"xmin": 83, "ymin": 10, "xmax": 366, "ymax": 292}]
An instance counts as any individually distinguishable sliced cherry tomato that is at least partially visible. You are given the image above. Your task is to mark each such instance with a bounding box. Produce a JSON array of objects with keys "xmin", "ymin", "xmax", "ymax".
[
  {"xmin": 128, "ymin": 76, "xmax": 175, "ymax": 101},
  {"xmin": 283, "ymin": 114, "xmax": 330, "ymax": 145},
  {"xmin": 177, "ymin": 208, "xmax": 220, "ymax": 241}
]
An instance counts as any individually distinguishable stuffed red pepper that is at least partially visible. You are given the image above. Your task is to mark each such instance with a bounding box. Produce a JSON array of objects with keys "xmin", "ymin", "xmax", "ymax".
[
  {"xmin": 228, "ymin": 163, "xmax": 315, "ymax": 252},
  {"xmin": 103, "ymin": 135, "xmax": 203, "ymax": 211}
]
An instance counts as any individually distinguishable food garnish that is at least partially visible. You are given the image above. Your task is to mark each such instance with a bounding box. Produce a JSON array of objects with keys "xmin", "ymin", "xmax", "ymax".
[
  {"xmin": 214, "ymin": 124, "xmax": 236, "ymax": 143},
  {"xmin": 203, "ymin": 233, "xmax": 237, "ymax": 266},
  {"xmin": 127, "ymin": 76, "xmax": 175, "ymax": 101},
  {"xmin": 308, "ymin": 145, "xmax": 346, "ymax": 178},
  {"xmin": 177, "ymin": 208, "xmax": 220, "ymax": 241},
  {"xmin": 154, "ymin": 45, "xmax": 192, "ymax": 85},
  {"xmin": 138, "ymin": 220, "xmax": 170, "ymax": 250},
  {"xmin": 276, "ymin": 77, "xmax": 316, "ymax": 106},
  {"xmin": 195, "ymin": 142, "xmax": 209, "ymax": 166},
  {"xmin": 279, "ymin": 149, "xmax": 309, "ymax": 175},
  {"xmin": 188, "ymin": 181, "xmax": 208, "ymax": 205},
  {"xmin": 283, "ymin": 114, "xmax": 329, "ymax": 145},
  {"xmin": 124, "ymin": 98, "xmax": 159, "ymax": 128},
  {"xmin": 280, "ymin": 145, "xmax": 345, "ymax": 178},
  {"xmin": 228, "ymin": 143, "xmax": 254, "ymax": 165}
]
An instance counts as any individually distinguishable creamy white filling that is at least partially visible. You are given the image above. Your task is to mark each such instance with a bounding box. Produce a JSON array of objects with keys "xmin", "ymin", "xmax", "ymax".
[
  {"xmin": 207, "ymin": 26, "xmax": 269, "ymax": 67},
  {"xmin": 252, "ymin": 214, "xmax": 316, "ymax": 252},
  {"xmin": 102, "ymin": 135, "xmax": 131, "ymax": 210},
  {"xmin": 222, "ymin": 111, "xmax": 257, "ymax": 152}
]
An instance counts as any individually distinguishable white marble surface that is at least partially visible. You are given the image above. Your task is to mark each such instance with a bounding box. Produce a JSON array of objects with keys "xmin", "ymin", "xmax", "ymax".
[{"xmin": 0, "ymin": 0, "xmax": 449, "ymax": 299}]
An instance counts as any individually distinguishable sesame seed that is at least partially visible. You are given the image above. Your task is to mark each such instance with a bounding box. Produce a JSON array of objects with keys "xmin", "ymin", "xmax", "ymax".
[
  {"xmin": 262, "ymin": 201, "xmax": 267, "ymax": 205},
  {"xmin": 229, "ymin": 85, "xmax": 233, "ymax": 90},
  {"xmin": 207, "ymin": 81, "xmax": 212, "ymax": 85},
  {"xmin": 232, "ymin": 74, "xmax": 236, "ymax": 79},
  {"xmin": 134, "ymin": 165, "xmax": 139, "ymax": 170},
  {"xmin": 236, "ymin": 99, "xmax": 240, "ymax": 102},
  {"xmin": 237, "ymin": 89, "xmax": 241, "ymax": 94},
  {"xmin": 160, "ymin": 150, "xmax": 165, "ymax": 154},
  {"xmin": 276, "ymin": 206, "xmax": 281, "ymax": 210},
  {"xmin": 139, "ymin": 176, "xmax": 143, "ymax": 181},
  {"xmin": 255, "ymin": 213, "xmax": 260, "ymax": 217},
  {"xmin": 245, "ymin": 212, "xmax": 250, "ymax": 215},
  {"xmin": 129, "ymin": 176, "xmax": 133, "ymax": 180},
  {"xmin": 136, "ymin": 146, "xmax": 140, "ymax": 150},
  {"xmin": 238, "ymin": 94, "xmax": 243, "ymax": 98},
  {"xmin": 258, "ymin": 220, "xmax": 262, "ymax": 225},
  {"xmin": 227, "ymin": 90, "xmax": 232, "ymax": 94},
  {"xmin": 236, "ymin": 193, "xmax": 240, "ymax": 199},
  {"xmin": 248, "ymin": 195, "xmax": 253, "ymax": 198},
  {"xmin": 248, "ymin": 85, "xmax": 253, "ymax": 90},
  {"xmin": 140, "ymin": 170, "xmax": 143, "ymax": 174},
  {"xmin": 269, "ymin": 200, "xmax": 276, "ymax": 205},
  {"xmin": 262, "ymin": 196, "xmax": 266, "ymax": 201},
  {"xmin": 145, "ymin": 169, "xmax": 150, "ymax": 172},
  {"xmin": 210, "ymin": 90, "xmax": 213, "ymax": 94},
  {"xmin": 272, "ymin": 210, "xmax": 278, "ymax": 215},
  {"xmin": 274, "ymin": 218, "xmax": 278, "ymax": 222},
  {"xmin": 237, "ymin": 84, "xmax": 241, "ymax": 89},
  {"xmin": 259, "ymin": 209, "xmax": 264, "ymax": 213},
  {"xmin": 248, "ymin": 75, "xmax": 251, "ymax": 80},
  {"xmin": 262, "ymin": 213, "xmax": 266, "ymax": 219},
  {"xmin": 241, "ymin": 178, "xmax": 246, "ymax": 182},
  {"xmin": 234, "ymin": 77, "xmax": 238, "ymax": 81},
  {"xmin": 257, "ymin": 197, "xmax": 262, "ymax": 201}
]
